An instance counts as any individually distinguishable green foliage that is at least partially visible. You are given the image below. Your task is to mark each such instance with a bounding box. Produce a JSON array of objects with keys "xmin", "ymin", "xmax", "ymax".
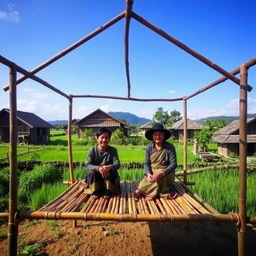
[
  {"xmin": 46, "ymin": 220, "xmax": 62, "ymax": 238},
  {"xmin": 152, "ymin": 107, "xmax": 181, "ymax": 127},
  {"xmin": 19, "ymin": 164, "xmax": 62, "ymax": 205},
  {"xmin": 111, "ymin": 129, "xmax": 128, "ymax": 145},
  {"xmin": 30, "ymin": 152, "xmax": 40, "ymax": 161},
  {"xmin": 188, "ymin": 169, "xmax": 256, "ymax": 216},
  {"xmin": 118, "ymin": 168, "xmax": 144, "ymax": 181},
  {"xmin": 0, "ymin": 167, "xmax": 9, "ymax": 211},
  {"xmin": 63, "ymin": 166, "xmax": 86, "ymax": 180},
  {"xmin": 18, "ymin": 242, "xmax": 44, "ymax": 256},
  {"xmin": 29, "ymin": 182, "xmax": 66, "ymax": 210},
  {"xmin": 82, "ymin": 128, "xmax": 95, "ymax": 145},
  {"xmin": 194, "ymin": 129, "xmax": 213, "ymax": 151}
]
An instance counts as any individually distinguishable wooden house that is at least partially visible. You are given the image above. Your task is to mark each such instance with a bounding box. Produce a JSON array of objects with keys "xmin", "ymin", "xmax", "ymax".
[
  {"xmin": 139, "ymin": 121, "xmax": 152, "ymax": 135},
  {"xmin": 63, "ymin": 119, "xmax": 80, "ymax": 134},
  {"xmin": 75, "ymin": 109, "xmax": 128, "ymax": 138},
  {"xmin": 170, "ymin": 119, "xmax": 202, "ymax": 141},
  {"xmin": 211, "ymin": 117, "xmax": 256, "ymax": 157},
  {"xmin": 0, "ymin": 108, "xmax": 53, "ymax": 144}
]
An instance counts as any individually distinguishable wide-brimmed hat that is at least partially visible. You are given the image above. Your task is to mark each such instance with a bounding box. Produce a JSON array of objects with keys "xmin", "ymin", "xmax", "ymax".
[{"xmin": 145, "ymin": 123, "xmax": 171, "ymax": 141}]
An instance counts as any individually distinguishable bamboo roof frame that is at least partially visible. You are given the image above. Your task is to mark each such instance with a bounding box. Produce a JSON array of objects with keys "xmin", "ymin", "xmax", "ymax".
[{"xmin": 1, "ymin": 0, "xmax": 256, "ymax": 255}]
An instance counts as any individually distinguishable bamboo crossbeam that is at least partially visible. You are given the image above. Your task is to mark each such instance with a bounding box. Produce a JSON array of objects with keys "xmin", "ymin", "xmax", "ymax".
[
  {"xmin": 0, "ymin": 55, "xmax": 70, "ymax": 99},
  {"xmin": 20, "ymin": 211, "xmax": 238, "ymax": 223}
]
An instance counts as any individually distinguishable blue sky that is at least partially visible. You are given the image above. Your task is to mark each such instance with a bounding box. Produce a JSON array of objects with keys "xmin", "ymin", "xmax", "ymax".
[{"xmin": 0, "ymin": 0, "xmax": 256, "ymax": 121}]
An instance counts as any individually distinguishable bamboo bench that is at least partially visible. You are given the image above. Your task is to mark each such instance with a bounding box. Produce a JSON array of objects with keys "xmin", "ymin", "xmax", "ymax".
[{"xmin": 32, "ymin": 179, "xmax": 219, "ymax": 222}]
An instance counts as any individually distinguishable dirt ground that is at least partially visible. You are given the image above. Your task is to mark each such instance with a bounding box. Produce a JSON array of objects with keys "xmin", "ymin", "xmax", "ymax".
[{"xmin": 0, "ymin": 219, "xmax": 256, "ymax": 256}]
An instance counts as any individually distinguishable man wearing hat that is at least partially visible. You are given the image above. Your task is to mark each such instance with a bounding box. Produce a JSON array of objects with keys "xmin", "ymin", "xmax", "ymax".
[{"xmin": 133, "ymin": 123, "xmax": 177, "ymax": 200}]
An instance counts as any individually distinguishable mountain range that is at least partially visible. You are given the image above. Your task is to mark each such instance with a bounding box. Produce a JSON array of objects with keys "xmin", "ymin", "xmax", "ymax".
[
  {"xmin": 108, "ymin": 111, "xmax": 151, "ymax": 125},
  {"xmin": 48, "ymin": 113, "xmax": 256, "ymax": 126}
]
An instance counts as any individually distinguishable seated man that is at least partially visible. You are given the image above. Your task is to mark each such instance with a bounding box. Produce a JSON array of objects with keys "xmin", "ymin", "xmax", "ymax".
[{"xmin": 85, "ymin": 127, "xmax": 120, "ymax": 199}]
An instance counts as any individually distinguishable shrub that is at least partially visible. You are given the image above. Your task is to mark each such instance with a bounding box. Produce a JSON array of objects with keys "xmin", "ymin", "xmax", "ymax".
[
  {"xmin": 18, "ymin": 164, "xmax": 62, "ymax": 205},
  {"xmin": 0, "ymin": 167, "xmax": 10, "ymax": 211}
]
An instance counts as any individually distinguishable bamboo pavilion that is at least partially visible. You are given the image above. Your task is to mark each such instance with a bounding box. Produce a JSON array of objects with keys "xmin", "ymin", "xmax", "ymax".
[{"xmin": 1, "ymin": 1, "xmax": 256, "ymax": 256}]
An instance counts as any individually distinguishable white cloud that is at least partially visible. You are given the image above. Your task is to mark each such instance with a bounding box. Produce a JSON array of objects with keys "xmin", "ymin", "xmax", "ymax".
[
  {"xmin": 248, "ymin": 97, "xmax": 256, "ymax": 114},
  {"xmin": 17, "ymin": 99, "xmax": 38, "ymax": 112},
  {"xmin": 33, "ymin": 92, "xmax": 48, "ymax": 99},
  {"xmin": 0, "ymin": 4, "xmax": 20, "ymax": 23},
  {"xmin": 74, "ymin": 106, "xmax": 90, "ymax": 119},
  {"xmin": 99, "ymin": 104, "xmax": 110, "ymax": 113},
  {"xmin": 168, "ymin": 90, "xmax": 176, "ymax": 94},
  {"xmin": 188, "ymin": 98, "xmax": 240, "ymax": 120},
  {"xmin": 22, "ymin": 88, "xmax": 33, "ymax": 92}
]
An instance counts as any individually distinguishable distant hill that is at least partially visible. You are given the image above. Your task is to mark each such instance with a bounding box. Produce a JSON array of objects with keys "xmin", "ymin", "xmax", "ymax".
[
  {"xmin": 197, "ymin": 114, "xmax": 256, "ymax": 123},
  {"xmin": 48, "ymin": 120, "xmax": 67, "ymax": 125},
  {"xmin": 108, "ymin": 111, "xmax": 151, "ymax": 125},
  {"xmin": 48, "ymin": 112, "xmax": 151, "ymax": 126}
]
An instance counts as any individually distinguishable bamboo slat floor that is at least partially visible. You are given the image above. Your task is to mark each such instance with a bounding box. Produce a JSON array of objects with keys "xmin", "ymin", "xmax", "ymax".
[{"xmin": 36, "ymin": 179, "xmax": 219, "ymax": 220}]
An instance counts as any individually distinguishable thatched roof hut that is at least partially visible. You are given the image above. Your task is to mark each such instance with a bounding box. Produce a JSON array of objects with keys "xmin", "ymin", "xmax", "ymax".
[
  {"xmin": 170, "ymin": 119, "xmax": 202, "ymax": 141},
  {"xmin": 212, "ymin": 117, "xmax": 256, "ymax": 156}
]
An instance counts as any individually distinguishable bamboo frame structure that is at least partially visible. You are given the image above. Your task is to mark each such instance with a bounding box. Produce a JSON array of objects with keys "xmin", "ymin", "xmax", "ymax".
[{"xmin": 1, "ymin": 0, "xmax": 256, "ymax": 255}]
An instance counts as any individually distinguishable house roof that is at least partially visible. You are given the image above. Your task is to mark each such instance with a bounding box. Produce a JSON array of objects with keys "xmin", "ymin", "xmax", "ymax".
[
  {"xmin": 170, "ymin": 119, "xmax": 202, "ymax": 130},
  {"xmin": 213, "ymin": 118, "xmax": 255, "ymax": 136},
  {"xmin": 75, "ymin": 108, "xmax": 127, "ymax": 128},
  {"xmin": 1, "ymin": 108, "xmax": 53, "ymax": 128},
  {"xmin": 212, "ymin": 117, "xmax": 256, "ymax": 143},
  {"xmin": 212, "ymin": 134, "xmax": 256, "ymax": 144},
  {"xmin": 140, "ymin": 121, "xmax": 152, "ymax": 129}
]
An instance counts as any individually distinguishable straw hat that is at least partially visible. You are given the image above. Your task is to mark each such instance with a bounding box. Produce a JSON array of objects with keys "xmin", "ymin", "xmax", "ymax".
[{"xmin": 145, "ymin": 123, "xmax": 171, "ymax": 141}]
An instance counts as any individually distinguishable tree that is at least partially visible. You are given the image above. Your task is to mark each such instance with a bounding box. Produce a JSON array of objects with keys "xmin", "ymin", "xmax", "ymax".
[
  {"xmin": 152, "ymin": 107, "xmax": 181, "ymax": 127},
  {"xmin": 170, "ymin": 110, "xmax": 182, "ymax": 124},
  {"xmin": 194, "ymin": 119, "xmax": 227, "ymax": 152},
  {"xmin": 82, "ymin": 128, "xmax": 95, "ymax": 143}
]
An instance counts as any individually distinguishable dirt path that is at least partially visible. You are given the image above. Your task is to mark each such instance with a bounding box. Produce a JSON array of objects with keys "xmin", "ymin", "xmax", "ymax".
[{"xmin": 1, "ymin": 220, "xmax": 256, "ymax": 256}]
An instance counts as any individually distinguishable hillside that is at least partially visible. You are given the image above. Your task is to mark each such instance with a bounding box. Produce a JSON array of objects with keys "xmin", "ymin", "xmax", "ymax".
[
  {"xmin": 197, "ymin": 114, "xmax": 256, "ymax": 123},
  {"xmin": 48, "ymin": 120, "xmax": 67, "ymax": 125},
  {"xmin": 48, "ymin": 112, "xmax": 150, "ymax": 126},
  {"xmin": 108, "ymin": 111, "xmax": 151, "ymax": 125}
]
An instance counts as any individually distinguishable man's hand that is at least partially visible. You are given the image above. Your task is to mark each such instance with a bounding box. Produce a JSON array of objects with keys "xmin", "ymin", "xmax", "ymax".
[{"xmin": 99, "ymin": 165, "xmax": 112, "ymax": 179}]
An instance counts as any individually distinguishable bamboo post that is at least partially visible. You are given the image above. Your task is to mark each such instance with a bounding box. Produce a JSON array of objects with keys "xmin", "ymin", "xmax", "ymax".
[
  {"xmin": 237, "ymin": 64, "xmax": 248, "ymax": 256},
  {"xmin": 8, "ymin": 66, "xmax": 18, "ymax": 256},
  {"xmin": 68, "ymin": 97, "xmax": 74, "ymax": 184},
  {"xmin": 67, "ymin": 97, "xmax": 76, "ymax": 227},
  {"xmin": 183, "ymin": 98, "xmax": 188, "ymax": 184},
  {"xmin": 124, "ymin": 0, "xmax": 133, "ymax": 97}
]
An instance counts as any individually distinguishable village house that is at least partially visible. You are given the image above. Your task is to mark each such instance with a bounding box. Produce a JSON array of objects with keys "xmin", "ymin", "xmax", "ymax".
[
  {"xmin": 0, "ymin": 108, "xmax": 53, "ymax": 144},
  {"xmin": 169, "ymin": 119, "xmax": 202, "ymax": 141},
  {"xmin": 139, "ymin": 121, "xmax": 153, "ymax": 136},
  {"xmin": 75, "ymin": 109, "xmax": 128, "ymax": 138},
  {"xmin": 211, "ymin": 117, "xmax": 256, "ymax": 157}
]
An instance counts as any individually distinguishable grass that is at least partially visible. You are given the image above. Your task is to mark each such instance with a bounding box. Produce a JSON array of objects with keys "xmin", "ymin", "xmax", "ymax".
[
  {"xmin": 46, "ymin": 220, "xmax": 62, "ymax": 238},
  {"xmin": 0, "ymin": 140, "xmax": 199, "ymax": 164},
  {"xmin": 18, "ymin": 242, "xmax": 44, "ymax": 256},
  {"xmin": 188, "ymin": 168, "xmax": 256, "ymax": 216},
  {"xmin": 29, "ymin": 183, "xmax": 66, "ymax": 210}
]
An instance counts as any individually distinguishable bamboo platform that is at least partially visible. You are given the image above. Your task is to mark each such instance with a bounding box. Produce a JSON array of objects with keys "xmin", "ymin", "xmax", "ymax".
[{"xmin": 33, "ymin": 179, "xmax": 219, "ymax": 221}]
